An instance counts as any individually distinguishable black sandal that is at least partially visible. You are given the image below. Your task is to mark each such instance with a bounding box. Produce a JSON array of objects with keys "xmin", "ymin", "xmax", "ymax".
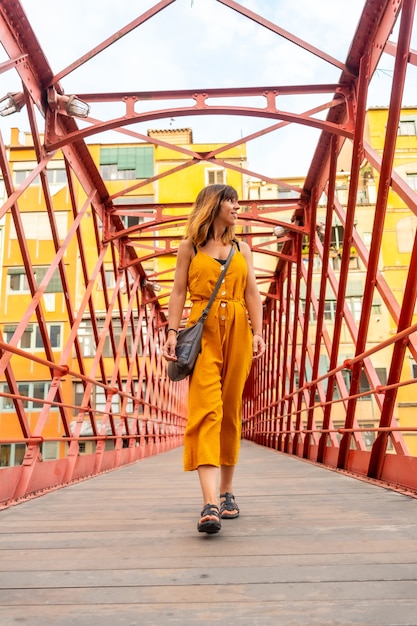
[
  {"xmin": 197, "ymin": 503, "xmax": 222, "ymax": 534},
  {"xmin": 219, "ymin": 492, "xmax": 240, "ymax": 519}
]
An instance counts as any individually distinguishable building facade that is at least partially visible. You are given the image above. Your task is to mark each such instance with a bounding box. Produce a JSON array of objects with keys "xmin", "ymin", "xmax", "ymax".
[
  {"xmin": 246, "ymin": 106, "xmax": 417, "ymax": 455},
  {"xmin": 0, "ymin": 127, "xmax": 246, "ymax": 466}
]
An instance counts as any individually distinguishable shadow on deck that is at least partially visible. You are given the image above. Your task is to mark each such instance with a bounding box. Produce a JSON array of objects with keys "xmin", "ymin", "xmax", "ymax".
[{"xmin": 1, "ymin": 441, "xmax": 417, "ymax": 626}]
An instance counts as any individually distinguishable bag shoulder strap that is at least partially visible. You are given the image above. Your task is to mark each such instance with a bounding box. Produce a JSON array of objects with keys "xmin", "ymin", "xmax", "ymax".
[{"xmin": 200, "ymin": 244, "xmax": 235, "ymax": 321}]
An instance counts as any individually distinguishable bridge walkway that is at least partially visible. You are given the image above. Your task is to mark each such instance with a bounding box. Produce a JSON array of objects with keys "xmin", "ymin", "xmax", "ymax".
[{"xmin": 1, "ymin": 441, "xmax": 417, "ymax": 625}]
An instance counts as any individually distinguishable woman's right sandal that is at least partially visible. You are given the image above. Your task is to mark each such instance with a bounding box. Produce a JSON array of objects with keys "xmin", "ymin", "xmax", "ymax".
[{"xmin": 197, "ymin": 503, "xmax": 222, "ymax": 534}]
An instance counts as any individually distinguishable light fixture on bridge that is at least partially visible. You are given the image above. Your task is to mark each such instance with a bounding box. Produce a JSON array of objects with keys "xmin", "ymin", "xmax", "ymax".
[
  {"xmin": 143, "ymin": 279, "xmax": 162, "ymax": 292},
  {"xmin": 274, "ymin": 221, "xmax": 326, "ymax": 239},
  {"xmin": 0, "ymin": 91, "xmax": 25, "ymax": 117},
  {"xmin": 47, "ymin": 88, "xmax": 90, "ymax": 119},
  {"xmin": 59, "ymin": 94, "xmax": 90, "ymax": 118},
  {"xmin": 273, "ymin": 225, "xmax": 290, "ymax": 238}
]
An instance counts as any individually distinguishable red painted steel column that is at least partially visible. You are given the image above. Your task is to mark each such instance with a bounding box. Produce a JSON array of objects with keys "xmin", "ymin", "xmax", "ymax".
[
  {"xmin": 314, "ymin": 135, "xmax": 339, "ymax": 461},
  {"xmin": 278, "ymin": 272, "xmax": 291, "ymax": 451},
  {"xmin": 339, "ymin": 0, "xmax": 416, "ymax": 470},
  {"xmin": 284, "ymin": 237, "xmax": 303, "ymax": 453},
  {"xmin": 273, "ymin": 276, "xmax": 285, "ymax": 450},
  {"xmin": 293, "ymin": 192, "xmax": 317, "ymax": 456},
  {"xmin": 334, "ymin": 48, "xmax": 373, "ymax": 469},
  {"xmin": 368, "ymin": 0, "xmax": 417, "ymax": 478}
]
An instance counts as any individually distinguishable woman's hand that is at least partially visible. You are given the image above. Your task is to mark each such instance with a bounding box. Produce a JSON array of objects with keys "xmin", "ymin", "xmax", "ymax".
[
  {"xmin": 162, "ymin": 334, "xmax": 178, "ymax": 361},
  {"xmin": 252, "ymin": 334, "xmax": 266, "ymax": 360}
]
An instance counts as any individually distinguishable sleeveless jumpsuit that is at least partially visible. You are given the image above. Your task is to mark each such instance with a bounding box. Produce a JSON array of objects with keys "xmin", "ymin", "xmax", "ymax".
[{"xmin": 183, "ymin": 244, "xmax": 253, "ymax": 471}]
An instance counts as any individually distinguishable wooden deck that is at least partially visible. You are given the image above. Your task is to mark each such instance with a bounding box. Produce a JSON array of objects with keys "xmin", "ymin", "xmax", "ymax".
[{"xmin": 1, "ymin": 440, "xmax": 417, "ymax": 625}]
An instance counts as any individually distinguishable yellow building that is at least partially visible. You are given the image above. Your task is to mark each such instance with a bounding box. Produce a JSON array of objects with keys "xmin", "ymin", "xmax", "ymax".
[
  {"xmin": 365, "ymin": 106, "xmax": 417, "ymax": 454},
  {"xmin": 0, "ymin": 127, "xmax": 246, "ymax": 466},
  {"xmin": 246, "ymin": 106, "xmax": 417, "ymax": 454}
]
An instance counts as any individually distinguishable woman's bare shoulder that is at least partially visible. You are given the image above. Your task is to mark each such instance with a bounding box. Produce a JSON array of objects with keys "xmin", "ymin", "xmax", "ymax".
[
  {"xmin": 238, "ymin": 239, "xmax": 251, "ymax": 257},
  {"xmin": 177, "ymin": 238, "xmax": 195, "ymax": 255}
]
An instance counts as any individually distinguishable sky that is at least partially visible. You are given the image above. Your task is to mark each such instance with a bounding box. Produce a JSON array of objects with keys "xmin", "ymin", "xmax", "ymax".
[{"xmin": 0, "ymin": 0, "xmax": 416, "ymax": 178}]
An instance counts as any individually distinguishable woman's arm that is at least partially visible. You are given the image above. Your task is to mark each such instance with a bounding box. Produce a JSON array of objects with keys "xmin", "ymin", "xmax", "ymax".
[
  {"xmin": 162, "ymin": 239, "xmax": 194, "ymax": 361},
  {"xmin": 240, "ymin": 241, "xmax": 266, "ymax": 359}
]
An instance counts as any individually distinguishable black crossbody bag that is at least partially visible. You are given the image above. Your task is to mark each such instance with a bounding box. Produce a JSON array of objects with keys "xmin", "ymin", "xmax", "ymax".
[{"xmin": 167, "ymin": 244, "xmax": 235, "ymax": 382}]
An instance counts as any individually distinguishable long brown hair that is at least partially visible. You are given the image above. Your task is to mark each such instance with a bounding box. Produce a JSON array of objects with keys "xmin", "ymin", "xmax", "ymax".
[{"xmin": 185, "ymin": 184, "xmax": 238, "ymax": 246}]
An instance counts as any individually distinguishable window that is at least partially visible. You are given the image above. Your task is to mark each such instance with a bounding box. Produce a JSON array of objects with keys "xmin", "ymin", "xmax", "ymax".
[
  {"xmin": 100, "ymin": 147, "xmax": 154, "ymax": 180},
  {"xmin": 277, "ymin": 186, "xmax": 299, "ymax": 199},
  {"xmin": 78, "ymin": 318, "xmax": 138, "ymax": 358},
  {"xmin": 335, "ymin": 184, "xmax": 348, "ymax": 204},
  {"xmin": 396, "ymin": 216, "xmax": 417, "ymax": 253},
  {"xmin": 78, "ymin": 321, "xmax": 96, "ymax": 357},
  {"xmin": 7, "ymin": 266, "xmax": 63, "ymax": 293},
  {"xmin": 46, "ymin": 168, "xmax": 67, "ymax": 185},
  {"xmin": 34, "ymin": 267, "xmax": 63, "ymax": 292},
  {"xmin": 105, "ymin": 270, "xmax": 116, "ymax": 289},
  {"xmin": 4, "ymin": 324, "xmax": 62, "ymax": 351},
  {"xmin": 331, "ymin": 224, "xmax": 344, "ymax": 249},
  {"xmin": 362, "ymin": 423, "xmax": 376, "ymax": 448},
  {"xmin": 42, "ymin": 442, "xmax": 58, "ymax": 460},
  {"xmin": 359, "ymin": 370, "xmax": 371, "ymax": 399},
  {"xmin": 14, "ymin": 170, "xmax": 40, "ymax": 186},
  {"xmin": 300, "ymin": 300, "xmax": 316, "ymax": 323},
  {"xmin": 95, "ymin": 386, "xmax": 121, "ymax": 414},
  {"xmin": 324, "ymin": 300, "xmax": 337, "ymax": 321},
  {"xmin": 14, "ymin": 164, "xmax": 66, "ymax": 187},
  {"xmin": 0, "ymin": 443, "xmax": 26, "ymax": 467},
  {"xmin": 340, "ymin": 367, "xmax": 386, "ymax": 400},
  {"xmin": 35, "ymin": 324, "xmax": 62, "ymax": 349},
  {"xmin": 101, "ymin": 164, "xmax": 136, "ymax": 180},
  {"xmin": 207, "ymin": 169, "xmax": 225, "ymax": 185},
  {"xmin": 332, "ymin": 421, "xmax": 344, "ymax": 443},
  {"xmin": 347, "ymin": 297, "xmax": 362, "ymax": 323},
  {"xmin": 406, "ymin": 173, "xmax": 417, "ymax": 191},
  {"xmin": 4, "ymin": 324, "xmax": 32, "ymax": 348},
  {"xmin": 363, "ymin": 232, "xmax": 372, "ymax": 249},
  {"xmin": 7, "ymin": 269, "xmax": 30, "ymax": 292},
  {"xmin": 376, "ymin": 367, "xmax": 387, "ymax": 387},
  {"xmin": 121, "ymin": 207, "xmax": 154, "ymax": 230},
  {"xmin": 73, "ymin": 380, "xmax": 138, "ymax": 416},
  {"xmin": 112, "ymin": 198, "xmax": 155, "ymax": 249},
  {"xmin": 313, "ymin": 254, "xmax": 322, "ymax": 272},
  {"xmin": 398, "ymin": 118, "xmax": 417, "ymax": 136},
  {"xmin": 9, "ymin": 212, "xmax": 68, "ymax": 241},
  {"xmin": 357, "ymin": 189, "xmax": 369, "ymax": 204},
  {"xmin": 0, "ymin": 381, "xmax": 52, "ymax": 410}
]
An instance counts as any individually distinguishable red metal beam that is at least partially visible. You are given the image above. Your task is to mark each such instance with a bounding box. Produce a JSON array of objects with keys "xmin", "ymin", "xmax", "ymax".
[
  {"xmin": 216, "ymin": 0, "xmax": 349, "ymax": 73},
  {"xmin": 51, "ymin": 0, "xmax": 177, "ymax": 85}
]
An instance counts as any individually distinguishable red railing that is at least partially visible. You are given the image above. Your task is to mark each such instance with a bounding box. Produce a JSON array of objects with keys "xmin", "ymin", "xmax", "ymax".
[{"xmin": 1, "ymin": 0, "xmax": 417, "ymax": 509}]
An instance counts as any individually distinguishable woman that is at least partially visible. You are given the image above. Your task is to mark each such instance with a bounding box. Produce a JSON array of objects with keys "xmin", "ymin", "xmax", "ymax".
[{"xmin": 162, "ymin": 184, "xmax": 265, "ymax": 534}]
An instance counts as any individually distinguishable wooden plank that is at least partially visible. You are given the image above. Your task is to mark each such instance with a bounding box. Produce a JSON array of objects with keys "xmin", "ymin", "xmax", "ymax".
[
  {"xmin": 1, "ymin": 599, "xmax": 417, "ymax": 626},
  {"xmin": 0, "ymin": 441, "xmax": 417, "ymax": 625}
]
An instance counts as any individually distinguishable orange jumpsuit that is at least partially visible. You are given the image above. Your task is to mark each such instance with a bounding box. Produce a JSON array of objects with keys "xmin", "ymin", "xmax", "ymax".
[{"xmin": 183, "ymin": 245, "xmax": 253, "ymax": 471}]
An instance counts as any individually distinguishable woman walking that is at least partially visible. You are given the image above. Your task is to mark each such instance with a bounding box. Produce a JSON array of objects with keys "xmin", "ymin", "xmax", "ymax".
[{"xmin": 162, "ymin": 184, "xmax": 265, "ymax": 534}]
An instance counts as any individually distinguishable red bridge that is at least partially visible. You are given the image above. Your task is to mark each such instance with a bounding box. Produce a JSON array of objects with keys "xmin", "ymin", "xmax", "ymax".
[{"xmin": 1, "ymin": 1, "xmax": 417, "ymax": 623}]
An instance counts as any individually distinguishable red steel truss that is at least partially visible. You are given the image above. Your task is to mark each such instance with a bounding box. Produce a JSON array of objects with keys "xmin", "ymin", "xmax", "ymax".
[{"xmin": 0, "ymin": 0, "xmax": 417, "ymax": 508}]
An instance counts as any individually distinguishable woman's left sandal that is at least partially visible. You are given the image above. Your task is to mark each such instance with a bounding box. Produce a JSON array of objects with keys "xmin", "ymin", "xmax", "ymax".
[
  {"xmin": 197, "ymin": 503, "xmax": 222, "ymax": 534},
  {"xmin": 219, "ymin": 492, "xmax": 240, "ymax": 519}
]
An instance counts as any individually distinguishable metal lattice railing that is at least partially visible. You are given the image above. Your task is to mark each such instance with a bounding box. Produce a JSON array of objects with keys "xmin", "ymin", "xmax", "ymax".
[{"xmin": 1, "ymin": 0, "xmax": 417, "ymax": 508}]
